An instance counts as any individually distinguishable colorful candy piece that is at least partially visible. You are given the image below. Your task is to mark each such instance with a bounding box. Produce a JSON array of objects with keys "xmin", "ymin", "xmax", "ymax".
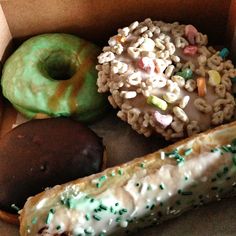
[
  {"xmin": 219, "ymin": 48, "xmax": 229, "ymax": 59},
  {"xmin": 208, "ymin": 70, "xmax": 221, "ymax": 86},
  {"xmin": 176, "ymin": 68, "xmax": 193, "ymax": 80},
  {"xmin": 115, "ymin": 35, "xmax": 126, "ymax": 43},
  {"xmin": 137, "ymin": 57, "xmax": 155, "ymax": 73},
  {"xmin": 197, "ymin": 77, "xmax": 207, "ymax": 97},
  {"xmin": 183, "ymin": 45, "xmax": 198, "ymax": 56},
  {"xmin": 185, "ymin": 25, "xmax": 198, "ymax": 45},
  {"xmin": 154, "ymin": 111, "xmax": 173, "ymax": 128},
  {"xmin": 147, "ymin": 95, "xmax": 168, "ymax": 110}
]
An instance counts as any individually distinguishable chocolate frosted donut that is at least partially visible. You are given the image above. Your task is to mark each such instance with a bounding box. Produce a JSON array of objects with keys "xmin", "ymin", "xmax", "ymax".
[
  {"xmin": 96, "ymin": 19, "xmax": 236, "ymax": 140},
  {"xmin": 1, "ymin": 34, "xmax": 108, "ymax": 122},
  {"xmin": 0, "ymin": 118, "xmax": 105, "ymax": 213}
]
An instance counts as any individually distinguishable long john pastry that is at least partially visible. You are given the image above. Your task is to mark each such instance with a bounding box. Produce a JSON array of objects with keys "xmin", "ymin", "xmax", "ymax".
[{"xmin": 20, "ymin": 121, "xmax": 236, "ymax": 236}]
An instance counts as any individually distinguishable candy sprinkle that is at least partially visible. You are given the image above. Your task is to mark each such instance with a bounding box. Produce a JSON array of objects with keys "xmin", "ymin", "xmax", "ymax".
[
  {"xmin": 11, "ymin": 204, "xmax": 20, "ymax": 212},
  {"xmin": 159, "ymin": 183, "xmax": 165, "ymax": 190},
  {"xmin": 147, "ymin": 95, "xmax": 168, "ymax": 111},
  {"xmin": 176, "ymin": 68, "xmax": 193, "ymax": 80},
  {"xmin": 219, "ymin": 48, "xmax": 229, "ymax": 59},
  {"xmin": 45, "ymin": 209, "xmax": 55, "ymax": 224},
  {"xmin": 118, "ymin": 169, "xmax": 124, "ymax": 175},
  {"xmin": 184, "ymin": 148, "xmax": 192, "ymax": 156},
  {"xmin": 93, "ymin": 215, "xmax": 101, "ymax": 221},
  {"xmin": 197, "ymin": 77, "xmax": 207, "ymax": 97},
  {"xmin": 208, "ymin": 70, "xmax": 221, "ymax": 86}
]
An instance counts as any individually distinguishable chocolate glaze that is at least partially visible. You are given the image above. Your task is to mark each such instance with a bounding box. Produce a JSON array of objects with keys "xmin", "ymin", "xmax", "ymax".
[{"xmin": 0, "ymin": 118, "xmax": 104, "ymax": 213}]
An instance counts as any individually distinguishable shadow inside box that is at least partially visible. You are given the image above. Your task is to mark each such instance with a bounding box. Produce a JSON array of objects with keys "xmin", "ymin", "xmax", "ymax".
[{"xmin": 89, "ymin": 110, "xmax": 171, "ymax": 167}]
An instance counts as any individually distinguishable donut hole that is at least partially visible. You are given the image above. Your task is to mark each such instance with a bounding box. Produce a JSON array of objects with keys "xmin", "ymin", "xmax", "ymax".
[{"xmin": 43, "ymin": 51, "xmax": 77, "ymax": 81}]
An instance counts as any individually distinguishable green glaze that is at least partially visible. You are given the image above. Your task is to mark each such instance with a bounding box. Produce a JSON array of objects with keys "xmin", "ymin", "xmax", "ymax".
[{"xmin": 1, "ymin": 33, "xmax": 108, "ymax": 122}]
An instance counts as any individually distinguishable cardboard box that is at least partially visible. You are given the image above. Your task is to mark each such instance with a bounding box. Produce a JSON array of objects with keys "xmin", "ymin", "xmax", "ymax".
[{"xmin": 0, "ymin": 0, "xmax": 236, "ymax": 235}]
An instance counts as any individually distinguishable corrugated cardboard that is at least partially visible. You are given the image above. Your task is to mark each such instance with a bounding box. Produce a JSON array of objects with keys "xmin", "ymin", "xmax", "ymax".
[{"xmin": 0, "ymin": 0, "xmax": 236, "ymax": 235}]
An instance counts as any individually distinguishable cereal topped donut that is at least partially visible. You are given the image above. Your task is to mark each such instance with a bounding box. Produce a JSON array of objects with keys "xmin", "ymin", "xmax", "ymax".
[{"xmin": 96, "ymin": 19, "xmax": 236, "ymax": 140}]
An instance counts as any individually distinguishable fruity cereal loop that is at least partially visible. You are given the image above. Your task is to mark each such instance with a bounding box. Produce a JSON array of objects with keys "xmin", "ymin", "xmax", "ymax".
[{"xmin": 96, "ymin": 19, "xmax": 236, "ymax": 140}]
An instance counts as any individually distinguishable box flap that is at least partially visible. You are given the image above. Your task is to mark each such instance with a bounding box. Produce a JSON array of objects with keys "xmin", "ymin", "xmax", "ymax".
[
  {"xmin": 0, "ymin": 4, "xmax": 12, "ymax": 65},
  {"xmin": 1, "ymin": 0, "xmax": 232, "ymax": 45}
]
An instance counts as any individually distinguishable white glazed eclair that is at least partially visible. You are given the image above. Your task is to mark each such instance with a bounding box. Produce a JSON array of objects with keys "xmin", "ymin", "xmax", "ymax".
[{"xmin": 20, "ymin": 121, "xmax": 236, "ymax": 236}]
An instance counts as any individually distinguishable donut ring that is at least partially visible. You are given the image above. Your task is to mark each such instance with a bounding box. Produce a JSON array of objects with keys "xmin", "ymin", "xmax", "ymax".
[
  {"xmin": 1, "ymin": 34, "xmax": 108, "ymax": 122},
  {"xmin": 97, "ymin": 19, "xmax": 236, "ymax": 139}
]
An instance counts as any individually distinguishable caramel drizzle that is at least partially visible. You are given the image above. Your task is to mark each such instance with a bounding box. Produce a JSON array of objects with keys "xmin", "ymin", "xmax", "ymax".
[{"xmin": 48, "ymin": 42, "xmax": 97, "ymax": 114}]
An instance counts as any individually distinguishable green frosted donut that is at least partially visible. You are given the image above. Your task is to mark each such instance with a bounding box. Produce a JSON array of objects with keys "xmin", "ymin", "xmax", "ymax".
[{"xmin": 1, "ymin": 33, "xmax": 108, "ymax": 122}]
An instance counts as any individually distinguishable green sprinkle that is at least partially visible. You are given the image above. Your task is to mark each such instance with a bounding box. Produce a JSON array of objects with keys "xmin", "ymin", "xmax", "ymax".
[
  {"xmin": 184, "ymin": 148, "xmax": 192, "ymax": 156},
  {"xmin": 165, "ymin": 149, "xmax": 178, "ymax": 157},
  {"xmin": 211, "ymin": 148, "xmax": 218, "ymax": 153},
  {"xmin": 31, "ymin": 217, "xmax": 37, "ymax": 224},
  {"xmin": 147, "ymin": 185, "xmax": 152, "ymax": 190},
  {"xmin": 110, "ymin": 206, "xmax": 114, "ymax": 213},
  {"xmin": 221, "ymin": 146, "xmax": 231, "ymax": 152},
  {"xmin": 119, "ymin": 210, "xmax": 124, "ymax": 215},
  {"xmin": 160, "ymin": 202, "xmax": 164, "ymax": 207},
  {"xmin": 146, "ymin": 205, "xmax": 149, "ymax": 209},
  {"xmin": 56, "ymin": 225, "xmax": 61, "ymax": 230},
  {"xmin": 177, "ymin": 189, "xmax": 182, "ymax": 194},
  {"xmin": 181, "ymin": 191, "xmax": 193, "ymax": 196},
  {"xmin": 11, "ymin": 204, "xmax": 20, "ymax": 212},
  {"xmin": 219, "ymin": 48, "xmax": 229, "ymax": 59},
  {"xmin": 99, "ymin": 204, "xmax": 107, "ymax": 211},
  {"xmin": 140, "ymin": 162, "xmax": 145, "ymax": 168},
  {"xmin": 115, "ymin": 202, "xmax": 119, "ymax": 206},
  {"xmin": 90, "ymin": 198, "xmax": 94, "ymax": 203},
  {"xmin": 93, "ymin": 215, "xmax": 101, "ymax": 221},
  {"xmin": 110, "ymin": 171, "xmax": 116, "ymax": 177},
  {"xmin": 65, "ymin": 198, "xmax": 76, "ymax": 209},
  {"xmin": 165, "ymin": 149, "xmax": 185, "ymax": 165},
  {"xmin": 84, "ymin": 229, "xmax": 92, "ymax": 234},
  {"xmin": 232, "ymin": 154, "xmax": 236, "ymax": 166},
  {"xmin": 122, "ymin": 208, "xmax": 128, "ymax": 213},
  {"xmin": 85, "ymin": 214, "xmax": 90, "ymax": 221},
  {"xmin": 116, "ymin": 217, "xmax": 121, "ymax": 222},
  {"xmin": 176, "ymin": 68, "xmax": 193, "ymax": 80},
  {"xmin": 99, "ymin": 233, "xmax": 106, "ymax": 236},
  {"xmin": 45, "ymin": 210, "xmax": 54, "ymax": 224},
  {"xmin": 99, "ymin": 175, "xmax": 107, "ymax": 182},
  {"xmin": 50, "ymin": 208, "xmax": 55, "ymax": 214},
  {"xmin": 159, "ymin": 183, "xmax": 165, "ymax": 190},
  {"xmin": 118, "ymin": 169, "xmax": 124, "ymax": 175},
  {"xmin": 184, "ymin": 176, "xmax": 189, "ymax": 181},
  {"xmin": 96, "ymin": 182, "xmax": 102, "ymax": 188},
  {"xmin": 135, "ymin": 183, "xmax": 140, "ymax": 187},
  {"xmin": 150, "ymin": 204, "xmax": 155, "ymax": 210}
]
